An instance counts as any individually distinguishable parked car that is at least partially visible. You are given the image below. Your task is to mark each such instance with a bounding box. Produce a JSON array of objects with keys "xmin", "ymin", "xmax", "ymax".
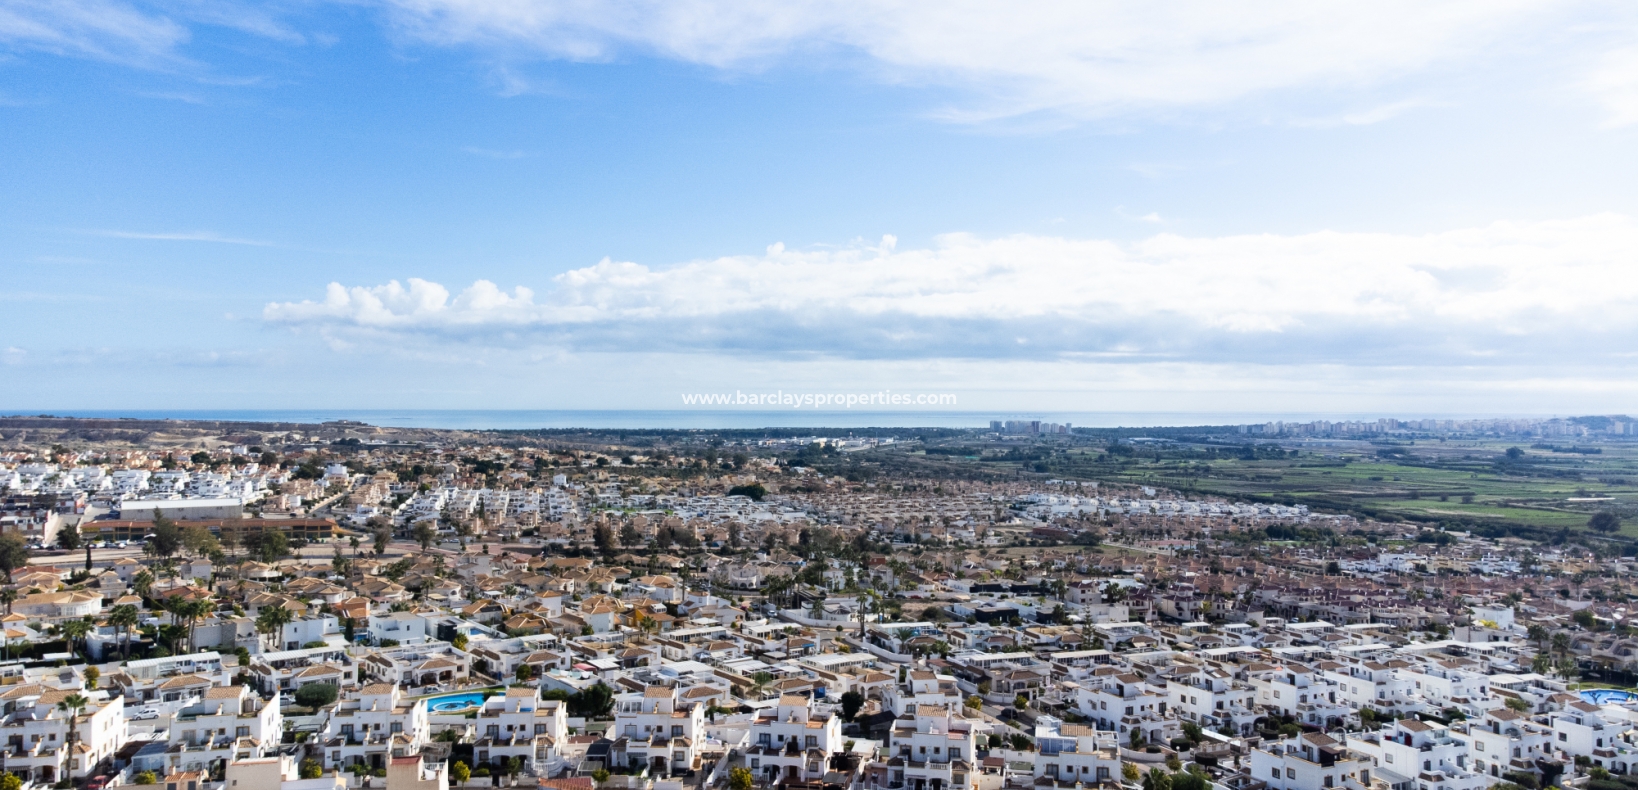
[{"xmin": 130, "ymin": 707, "xmax": 159, "ymax": 721}]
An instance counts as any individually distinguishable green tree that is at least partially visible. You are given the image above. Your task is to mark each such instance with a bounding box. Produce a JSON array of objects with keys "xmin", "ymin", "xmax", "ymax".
[
  {"xmin": 728, "ymin": 483, "xmax": 767, "ymax": 501},
  {"xmin": 1180, "ymin": 721, "xmax": 1202, "ymax": 745},
  {"xmin": 146, "ymin": 512, "xmax": 183, "ymax": 559},
  {"xmin": 729, "ymin": 766, "xmax": 754, "ymax": 790},
  {"xmin": 1142, "ymin": 768, "xmax": 1172, "ymax": 790},
  {"xmin": 131, "ymin": 569, "xmax": 154, "ymax": 598},
  {"xmin": 257, "ymin": 604, "xmax": 293, "ymax": 652},
  {"xmin": 451, "ymin": 762, "xmax": 471, "ymax": 783},
  {"xmin": 165, "ymin": 596, "xmax": 213, "ymax": 653},
  {"xmin": 413, "ymin": 522, "xmax": 438, "ymax": 553},
  {"xmin": 1122, "ymin": 763, "xmax": 1140, "ymax": 783},
  {"xmin": 57, "ymin": 693, "xmax": 89, "ymax": 759},
  {"xmin": 254, "ymin": 529, "xmax": 290, "ymax": 563},
  {"xmin": 373, "ymin": 524, "xmax": 391, "ymax": 555},
  {"xmin": 0, "ymin": 534, "xmax": 30, "ymax": 579},
  {"xmin": 839, "ymin": 690, "xmax": 864, "ymax": 722},
  {"xmin": 60, "ymin": 618, "xmax": 93, "ymax": 658},
  {"xmin": 569, "ymin": 683, "xmax": 614, "ymax": 717},
  {"xmin": 0, "ymin": 589, "xmax": 14, "ymax": 617},
  {"xmin": 104, "ymin": 606, "xmax": 136, "ymax": 658},
  {"xmin": 1172, "ymin": 771, "xmax": 1210, "ymax": 790},
  {"xmin": 593, "ymin": 524, "xmax": 614, "ymax": 557},
  {"xmin": 300, "ymin": 759, "xmax": 323, "ymax": 779},
  {"xmin": 516, "ymin": 663, "xmax": 535, "ymax": 682},
  {"xmin": 295, "ymin": 682, "xmax": 339, "ymax": 708},
  {"xmin": 133, "ymin": 772, "xmax": 157, "ymax": 786},
  {"xmin": 619, "ymin": 523, "xmax": 643, "ymax": 549},
  {"xmin": 1589, "ymin": 512, "xmax": 1622, "ymax": 534},
  {"xmin": 83, "ymin": 666, "xmax": 99, "ymax": 690},
  {"xmin": 1552, "ymin": 632, "xmax": 1572, "ymax": 657},
  {"xmin": 451, "ymin": 632, "xmax": 469, "ymax": 651},
  {"xmin": 1528, "ymin": 624, "xmax": 1550, "ymax": 650},
  {"xmin": 56, "ymin": 526, "xmax": 81, "ymax": 551}
]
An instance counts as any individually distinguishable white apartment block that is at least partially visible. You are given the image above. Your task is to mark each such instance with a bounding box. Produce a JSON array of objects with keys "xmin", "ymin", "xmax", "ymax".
[
  {"xmin": 1033, "ymin": 715, "xmax": 1120, "ymax": 785},
  {"xmin": 883, "ymin": 706, "xmax": 980, "ymax": 790},
  {"xmin": 1351, "ymin": 719, "xmax": 1485, "ymax": 790},
  {"xmin": 1251, "ymin": 732, "xmax": 1377, "ymax": 790},
  {"xmin": 1251, "ymin": 665, "xmax": 1354, "ymax": 730},
  {"xmin": 745, "ymin": 695, "xmax": 845, "ymax": 786},
  {"xmin": 1165, "ymin": 664, "xmax": 1258, "ymax": 736},
  {"xmin": 0, "ymin": 685, "xmax": 126, "ymax": 786},
  {"xmin": 472, "ymin": 687, "xmax": 568, "ymax": 774},
  {"xmin": 883, "ymin": 670, "xmax": 965, "ymax": 716},
  {"xmin": 1458, "ymin": 708, "xmax": 1553, "ymax": 780},
  {"xmin": 318, "ymin": 684, "xmax": 431, "ymax": 773},
  {"xmin": 613, "ymin": 685, "xmax": 705, "ymax": 777},
  {"xmin": 1074, "ymin": 671, "xmax": 1173, "ymax": 745},
  {"xmin": 164, "ymin": 685, "xmax": 283, "ymax": 777}
]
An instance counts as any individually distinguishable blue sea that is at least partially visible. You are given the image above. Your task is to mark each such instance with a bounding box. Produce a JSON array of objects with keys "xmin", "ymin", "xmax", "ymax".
[{"xmin": 0, "ymin": 409, "xmax": 1517, "ymax": 431}]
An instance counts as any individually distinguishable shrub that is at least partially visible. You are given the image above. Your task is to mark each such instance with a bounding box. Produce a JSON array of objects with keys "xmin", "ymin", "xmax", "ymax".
[
  {"xmin": 451, "ymin": 761, "xmax": 471, "ymax": 783},
  {"xmin": 1503, "ymin": 772, "xmax": 1540, "ymax": 790},
  {"xmin": 473, "ymin": 767, "xmax": 492, "ymax": 777},
  {"xmin": 299, "ymin": 759, "xmax": 323, "ymax": 779},
  {"xmin": 294, "ymin": 682, "xmax": 339, "ymax": 708},
  {"xmin": 134, "ymin": 773, "xmax": 158, "ymax": 786}
]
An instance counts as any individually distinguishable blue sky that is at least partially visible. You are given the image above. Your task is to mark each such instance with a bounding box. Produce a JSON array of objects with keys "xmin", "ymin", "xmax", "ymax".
[{"xmin": 4, "ymin": 1, "xmax": 1638, "ymax": 416}]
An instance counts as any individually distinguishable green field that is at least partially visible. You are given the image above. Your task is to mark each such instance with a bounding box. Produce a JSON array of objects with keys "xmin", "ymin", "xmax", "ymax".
[{"xmin": 871, "ymin": 436, "xmax": 1638, "ymax": 538}]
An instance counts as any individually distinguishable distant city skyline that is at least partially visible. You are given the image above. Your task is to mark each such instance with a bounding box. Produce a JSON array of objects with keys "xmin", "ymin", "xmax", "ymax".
[{"xmin": 4, "ymin": 2, "xmax": 1637, "ymax": 412}]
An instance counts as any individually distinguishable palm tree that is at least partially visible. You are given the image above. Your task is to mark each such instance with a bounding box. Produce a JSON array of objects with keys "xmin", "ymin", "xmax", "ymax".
[
  {"xmin": 107, "ymin": 604, "xmax": 139, "ymax": 660},
  {"xmin": 60, "ymin": 618, "xmax": 93, "ymax": 659},
  {"xmin": 1528, "ymin": 624, "xmax": 1550, "ymax": 651},
  {"xmin": 57, "ymin": 692, "xmax": 89, "ymax": 765},
  {"xmin": 131, "ymin": 570, "xmax": 154, "ymax": 599},
  {"xmin": 0, "ymin": 588, "xmax": 16, "ymax": 616},
  {"xmin": 1553, "ymin": 632, "xmax": 1573, "ymax": 659},
  {"xmin": 166, "ymin": 597, "xmax": 212, "ymax": 654},
  {"xmin": 256, "ymin": 605, "xmax": 293, "ymax": 652}
]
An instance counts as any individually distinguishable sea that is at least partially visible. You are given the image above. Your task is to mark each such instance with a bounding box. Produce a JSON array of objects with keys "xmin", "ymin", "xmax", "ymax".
[{"xmin": 0, "ymin": 409, "xmax": 1510, "ymax": 431}]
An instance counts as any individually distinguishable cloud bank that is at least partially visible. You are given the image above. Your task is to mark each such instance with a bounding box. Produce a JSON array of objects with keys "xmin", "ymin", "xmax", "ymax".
[
  {"xmin": 7, "ymin": 1, "xmax": 1636, "ymax": 125},
  {"xmin": 265, "ymin": 214, "xmax": 1638, "ymax": 365},
  {"xmin": 383, "ymin": 0, "xmax": 1564, "ymax": 120}
]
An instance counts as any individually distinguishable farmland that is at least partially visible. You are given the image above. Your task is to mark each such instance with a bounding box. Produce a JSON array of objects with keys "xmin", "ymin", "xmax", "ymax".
[{"xmin": 862, "ymin": 432, "xmax": 1638, "ymax": 539}]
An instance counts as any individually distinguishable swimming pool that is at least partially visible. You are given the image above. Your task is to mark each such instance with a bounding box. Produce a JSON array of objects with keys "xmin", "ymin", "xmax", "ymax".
[
  {"xmin": 1580, "ymin": 689, "xmax": 1638, "ymax": 705},
  {"xmin": 424, "ymin": 692, "xmax": 486, "ymax": 712}
]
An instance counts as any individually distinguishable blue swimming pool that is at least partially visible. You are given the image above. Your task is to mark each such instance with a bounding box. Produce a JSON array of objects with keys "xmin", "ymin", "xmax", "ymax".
[
  {"xmin": 424, "ymin": 692, "xmax": 485, "ymax": 712},
  {"xmin": 1580, "ymin": 689, "xmax": 1638, "ymax": 705}
]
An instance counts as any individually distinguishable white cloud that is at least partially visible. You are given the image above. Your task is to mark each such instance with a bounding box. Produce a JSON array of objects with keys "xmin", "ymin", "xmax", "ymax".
[
  {"xmin": 89, "ymin": 229, "xmax": 273, "ymax": 246},
  {"xmin": 265, "ymin": 214, "xmax": 1638, "ymax": 365},
  {"xmin": 0, "ymin": 0, "xmax": 302, "ymax": 68},
  {"xmin": 1583, "ymin": 45, "xmax": 1638, "ymax": 128},
  {"xmin": 378, "ymin": 0, "xmax": 1564, "ymax": 120},
  {"xmin": 0, "ymin": 0, "xmax": 189, "ymax": 66}
]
